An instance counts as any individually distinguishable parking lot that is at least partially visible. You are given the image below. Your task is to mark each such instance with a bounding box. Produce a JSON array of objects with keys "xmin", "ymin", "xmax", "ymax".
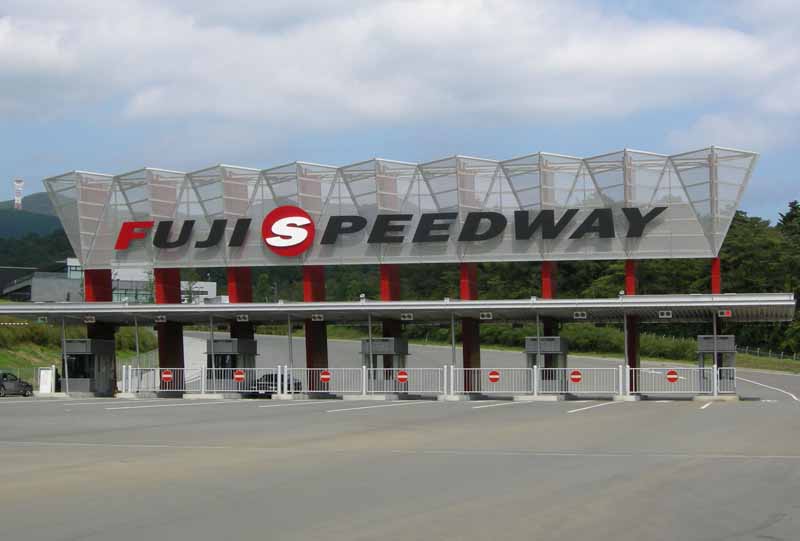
[{"xmin": 0, "ymin": 369, "xmax": 798, "ymax": 541}]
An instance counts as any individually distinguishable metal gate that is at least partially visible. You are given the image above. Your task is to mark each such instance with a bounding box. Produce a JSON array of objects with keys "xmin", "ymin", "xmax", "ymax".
[
  {"xmin": 367, "ymin": 368, "xmax": 445, "ymax": 394},
  {"xmin": 539, "ymin": 367, "xmax": 619, "ymax": 395}
]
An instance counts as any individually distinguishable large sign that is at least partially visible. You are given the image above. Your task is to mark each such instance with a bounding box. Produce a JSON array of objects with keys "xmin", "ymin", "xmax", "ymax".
[
  {"xmin": 43, "ymin": 147, "xmax": 757, "ymax": 269},
  {"xmin": 113, "ymin": 206, "xmax": 667, "ymax": 258}
]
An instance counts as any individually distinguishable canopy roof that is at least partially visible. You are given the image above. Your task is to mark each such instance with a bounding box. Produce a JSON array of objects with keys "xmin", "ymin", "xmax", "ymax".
[
  {"xmin": 43, "ymin": 146, "xmax": 758, "ymax": 269},
  {"xmin": 2, "ymin": 293, "xmax": 793, "ymax": 325}
]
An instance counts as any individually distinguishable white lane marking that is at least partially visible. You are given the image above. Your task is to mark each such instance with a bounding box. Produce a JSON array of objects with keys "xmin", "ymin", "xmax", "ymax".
[
  {"xmin": 737, "ymin": 377, "xmax": 799, "ymax": 401},
  {"xmin": 700, "ymin": 402, "xmax": 712, "ymax": 410},
  {"xmin": 472, "ymin": 401, "xmax": 523, "ymax": 409},
  {"xmin": 567, "ymin": 401, "xmax": 621, "ymax": 414},
  {"xmin": 763, "ymin": 399, "xmax": 778, "ymax": 403},
  {"xmin": 655, "ymin": 400, "xmax": 671, "ymax": 403},
  {"xmin": 258, "ymin": 401, "xmax": 331, "ymax": 408},
  {"xmin": 389, "ymin": 449, "xmax": 800, "ymax": 460},
  {"xmin": 0, "ymin": 440, "xmax": 234, "ymax": 450},
  {"xmin": 106, "ymin": 401, "xmax": 246, "ymax": 410},
  {"xmin": 326, "ymin": 402, "xmax": 430, "ymax": 413}
]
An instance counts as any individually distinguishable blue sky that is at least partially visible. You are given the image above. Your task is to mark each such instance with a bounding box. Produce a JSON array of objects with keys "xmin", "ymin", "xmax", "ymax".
[{"xmin": 0, "ymin": 0, "xmax": 797, "ymax": 221}]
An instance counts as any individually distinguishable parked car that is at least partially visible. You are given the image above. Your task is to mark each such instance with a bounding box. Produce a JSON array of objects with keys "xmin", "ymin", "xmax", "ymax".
[
  {"xmin": 0, "ymin": 372, "xmax": 33, "ymax": 397},
  {"xmin": 250, "ymin": 373, "xmax": 302, "ymax": 394}
]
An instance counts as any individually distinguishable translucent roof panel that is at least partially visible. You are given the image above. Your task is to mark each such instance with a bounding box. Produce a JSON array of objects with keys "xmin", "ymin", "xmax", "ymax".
[{"xmin": 43, "ymin": 146, "xmax": 758, "ymax": 270}]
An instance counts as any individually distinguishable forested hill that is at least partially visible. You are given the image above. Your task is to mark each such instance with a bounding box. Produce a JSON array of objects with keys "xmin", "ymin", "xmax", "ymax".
[{"xmin": 2, "ymin": 201, "xmax": 800, "ymax": 353}]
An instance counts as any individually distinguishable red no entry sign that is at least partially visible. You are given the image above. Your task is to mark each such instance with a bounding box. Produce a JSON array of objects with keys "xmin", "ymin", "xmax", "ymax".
[
  {"xmin": 232, "ymin": 369, "xmax": 245, "ymax": 382},
  {"xmin": 397, "ymin": 370, "xmax": 409, "ymax": 383},
  {"xmin": 666, "ymin": 369, "xmax": 679, "ymax": 383},
  {"xmin": 160, "ymin": 369, "xmax": 173, "ymax": 383},
  {"xmin": 570, "ymin": 370, "xmax": 582, "ymax": 383},
  {"xmin": 320, "ymin": 370, "xmax": 332, "ymax": 383},
  {"xmin": 488, "ymin": 370, "xmax": 501, "ymax": 383}
]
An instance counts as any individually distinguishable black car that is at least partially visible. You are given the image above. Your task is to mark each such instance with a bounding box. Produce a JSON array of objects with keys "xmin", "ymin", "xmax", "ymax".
[
  {"xmin": 0, "ymin": 372, "xmax": 33, "ymax": 397},
  {"xmin": 250, "ymin": 373, "xmax": 302, "ymax": 394}
]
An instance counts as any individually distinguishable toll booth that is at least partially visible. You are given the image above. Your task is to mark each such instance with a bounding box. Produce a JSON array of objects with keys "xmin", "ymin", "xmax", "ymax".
[
  {"xmin": 697, "ymin": 335, "xmax": 736, "ymax": 368},
  {"xmin": 62, "ymin": 339, "xmax": 116, "ymax": 396},
  {"xmin": 206, "ymin": 339, "xmax": 257, "ymax": 369},
  {"xmin": 361, "ymin": 338, "xmax": 408, "ymax": 370},
  {"xmin": 524, "ymin": 336, "xmax": 568, "ymax": 369}
]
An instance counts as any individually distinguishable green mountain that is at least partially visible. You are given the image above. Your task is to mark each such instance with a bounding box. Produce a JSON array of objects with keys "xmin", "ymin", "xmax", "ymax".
[
  {"xmin": 0, "ymin": 192, "xmax": 55, "ymax": 216},
  {"xmin": 0, "ymin": 208, "xmax": 62, "ymax": 238}
]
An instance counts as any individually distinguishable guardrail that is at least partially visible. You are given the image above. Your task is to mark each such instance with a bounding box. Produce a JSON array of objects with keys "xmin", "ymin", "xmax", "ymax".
[
  {"xmin": 368, "ymin": 367, "xmax": 445, "ymax": 394},
  {"xmin": 121, "ymin": 365, "xmax": 736, "ymax": 397},
  {"xmin": 539, "ymin": 367, "xmax": 619, "ymax": 395}
]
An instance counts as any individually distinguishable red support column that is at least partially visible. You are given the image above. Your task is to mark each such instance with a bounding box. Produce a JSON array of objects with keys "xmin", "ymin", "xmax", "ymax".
[
  {"xmin": 303, "ymin": 266, "xmax": 328, "ymax": 370},
  {"xmin": 625, "ymin": 259, "xmax": 640, "ymax": 392},
  {"xmin": 227, "ymin": 267, "xmax": 254, "ymax": 340},
  {"xmin": 541, "ymin": 261, "xmax": 557, "ymax": 300},
  {"xmin": 711, "ymin": 257, "xmax": 721, "ymax": 294},
  {"xmin": 625, "ymin": 259, "xmax": 637, "ymax": 295},
  {"xmin": 460, "ymin": 263, "xmax": 480, "ymax": 391},
  {"xmin": 154, "ymin": 268, "xmax": 184, "ymax": 371},
  {"xmin": 380, "ymin": 264, "xmax": 402, "ymax": 369},
  {"xmin": 83, "ymin": 269, "xmax": 114, "ymax": 340},
  {"xmin": 539, "ymin": 261, "xmax": 560, "ymax": 373}
]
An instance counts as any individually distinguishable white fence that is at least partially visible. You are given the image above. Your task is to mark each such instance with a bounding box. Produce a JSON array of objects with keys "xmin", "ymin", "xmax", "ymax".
[
  {"xmin": 453, "ymin": 368, "xmax": 534, "ymax": 395},
  {"xmin": 368, "ymin": 367, "xmax": 446, "ymax": 394},
  {"xmin": 539, "ymin": 367, "xmax": 620, "ymax": 395},
  {"xmin": 631, "ymin": 367, "xmax": 726, "ymax": 394},
  {"xmin": 122, "ymin": 365, "xmax": 736, "ymax": 397}
]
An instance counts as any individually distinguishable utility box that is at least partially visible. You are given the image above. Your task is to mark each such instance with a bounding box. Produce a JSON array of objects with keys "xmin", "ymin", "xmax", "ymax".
[
  {"xmin": 206, "ymin": 338, "xmax": 257, "ymax": 369},
  {"xmin": 62, "ymin": 339, "xmax": 116, "ymax": 396},
  {"xmin": 697, "ymin": 335, "xmax": 736, "ymax": 368},
  {"xmin": 361, "ymin": 338, "xmax": 408, "ymax": 370},
  {"xmin": 524, "ymin": 336, "xmax": 568, "ymax": 369}
]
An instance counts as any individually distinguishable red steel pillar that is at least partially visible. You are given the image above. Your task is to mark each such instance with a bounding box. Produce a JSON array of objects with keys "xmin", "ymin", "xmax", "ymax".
[
  {"xmin": 711, "ymin": 257, "xmax": 721, "ymax": 294},
  {"xmin": 154, "ymin": 268, "xmax": 184, "ymax": 370},
  {"xmin": 460, "ymin": 263, "xmax": 480, "ymax": 391},
  {"xmin": 625, "ymin": 260, "xmax": 640, "ymax": 391},
  {"xmin": 227, "ymin": 267, "xmax": 254, "ymax": 340},
  {"xmin": 303, "ymin": 266, "xmax": 328, "ymax": 369},
  {"xmin": 380, "ymin": 264, "xmax": 402, "ymax": 369},
  {"xmin": 539, "ymin": 261, "xmax": 560, "ymax": 370},
  {"xmin": 83, "ymin": 269, "xmax": 114, "ymax": 339}
]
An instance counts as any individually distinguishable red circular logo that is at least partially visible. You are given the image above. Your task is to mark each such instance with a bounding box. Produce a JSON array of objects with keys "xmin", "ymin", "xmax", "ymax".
[
  {"xmin": 488, "ymin": 370, "xmax": 501, "ymax": 383},
  {"xmin": 397, "ymin": 370, "xmax": 409, "ymax": 383},
  {"xmin": 570, "ymin": 370, "xmax": 582, "ymax": 383},
  {"xmin": 262, "ymin": 206, "xmax": 315, "ymax": 257},
  {"xmin": 161, "ymin": 369, "xmax": 173, "ymax": 383},
  {"xmin": 233, "ymin": 369, "xmax": 246, "ymax": 382},
  {"xmin": 320, "ymin": 370, "xmax": 332, "ymax": 383},
  {"xmin": 666, "ymin": 370, "xmax": 679, "ymax": 383}
]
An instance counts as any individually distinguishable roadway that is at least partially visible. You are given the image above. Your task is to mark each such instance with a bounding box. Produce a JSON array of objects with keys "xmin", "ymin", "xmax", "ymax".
[{"xmin": 0, "ymin": 336, "xmax": 797, "ymax": 540}]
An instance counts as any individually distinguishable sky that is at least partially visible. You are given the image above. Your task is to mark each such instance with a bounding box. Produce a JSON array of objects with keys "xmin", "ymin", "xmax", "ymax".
[{"xmin": 0, "ymin": 0, "xmax": 797, "ymax": 221}]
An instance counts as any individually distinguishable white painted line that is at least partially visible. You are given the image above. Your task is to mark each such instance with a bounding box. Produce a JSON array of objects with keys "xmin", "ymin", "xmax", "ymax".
[
  {"xmin": 472, "ymin": 401, "xmax": 523, "ymax": 409},
  {"xmin": 737, "ymin": 377, "xmax": 799, "ymax": 401},
  {"xmin": 700, "ymin": 402, "xmax": 712, "ymax": 410},
  {"xmin": 567, "ymin": 401, "xmax": 621, "ymax": 414},
  {"xmin": 390, "ymin": 449, "xmax": 800, "ymax": 461},
  {"xmin": 106, "ymin": 401, "xmax": 246, "ymax": 411},
  {"xmin": 326, "ymin": 402, "xmax": 429, "ymax": 413},
  {"xmin": 258, "ymin": 401, "xmax": 331, "ymax": 408},
  {"xmin": 655, "ymin": 400, "xmax": 671, "ymax": 403}
]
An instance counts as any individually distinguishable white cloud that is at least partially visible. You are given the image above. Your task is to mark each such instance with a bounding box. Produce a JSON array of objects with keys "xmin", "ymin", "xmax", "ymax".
[
  {"xmin": 0, "ymin": 0, "xmax": 797, "ymax": 138},
  {"xmin": 666, "ymin": 112, "xmax": 795, "ymax": 152}
]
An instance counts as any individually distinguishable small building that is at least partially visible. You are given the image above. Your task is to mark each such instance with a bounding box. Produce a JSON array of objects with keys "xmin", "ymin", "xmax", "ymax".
[{"xmin": 1, "ymin": 258, "xmax": 216, "ymax": 303}]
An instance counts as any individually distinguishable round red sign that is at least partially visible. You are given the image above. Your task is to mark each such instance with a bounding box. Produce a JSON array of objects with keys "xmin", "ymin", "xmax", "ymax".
[
  {"xmin": 262, "ymin": 206, "xmax": 315, "ymax": 257},
  {"xmin": 232, "ymin": 369, "xmax": 246, "ymax": 382},
  {"xmin": 570, "ymin": 370, "xmax": 582, "ymax": 383},
  {"xmin": 160, "ymin": 369, "xmax": 173, "ymax": 383},
  {"xmin": 320, "ymin": 370, "xmax": 332, "ymax": 383},
  {"xmin": 488, "ymin": 370, "xmax": 501, "ymax": 383},
  {"xmin": 666, "ymin": 369, "xmax": 679, "ymax": 383},
  {"xmin": 397, "ymin": 370, "xmax": 409, "ymax": 383}
]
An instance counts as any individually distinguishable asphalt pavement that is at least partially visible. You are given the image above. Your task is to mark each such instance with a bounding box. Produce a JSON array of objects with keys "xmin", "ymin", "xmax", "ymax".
[{"xmin": 0, "ymin": 336, "xmax": 798, "ymax": 540}]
